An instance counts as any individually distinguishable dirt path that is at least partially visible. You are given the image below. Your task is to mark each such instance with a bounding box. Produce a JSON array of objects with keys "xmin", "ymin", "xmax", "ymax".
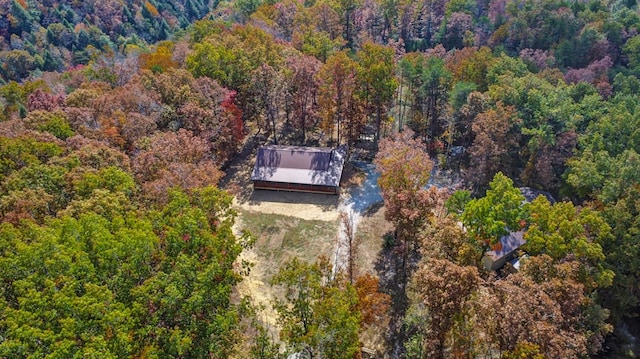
[{"xmin": 332, "ymin": 161, "xmax": 383, "ymax": 274}]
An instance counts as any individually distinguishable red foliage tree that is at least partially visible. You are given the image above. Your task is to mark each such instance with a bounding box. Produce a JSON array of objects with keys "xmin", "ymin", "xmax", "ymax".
[
  {"xmin": 287, "ymin": 54, "xmax": 321, "ymax": 143},
  {"xmin": 464, "ymin": 102, "xmax": 521, "ymax": 191},
  {"xmin": 27, "ymin": 88, "xmax": 65, "ymax": 112}
]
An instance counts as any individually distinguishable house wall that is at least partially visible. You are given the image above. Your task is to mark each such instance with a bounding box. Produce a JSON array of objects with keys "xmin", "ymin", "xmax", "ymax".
[{"xmin": 482, "ymin": 250, "xmax": 517, "ymax": 271}]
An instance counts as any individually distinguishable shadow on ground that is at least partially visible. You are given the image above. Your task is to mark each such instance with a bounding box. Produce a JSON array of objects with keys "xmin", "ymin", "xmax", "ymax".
[
  {"xmin": 247, "ymin": 189, "xmax": 340, "ymax": 212},
  {"xmin": 374, "ymin": 234, "xmax": 423, "ymax": 359}
]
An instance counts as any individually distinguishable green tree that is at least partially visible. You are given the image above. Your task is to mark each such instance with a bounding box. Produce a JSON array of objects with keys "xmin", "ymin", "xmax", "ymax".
[
  {"xmin": 0, "ymin": 137, "xmax": 63, "ymax": 181},
  {"xmin": 2, "ymin": 163, "xmax": 71, "ymax": 214},
  {"xmin": 23, "ymin": 110, "xmax": 74, "ymax": 140},
  {"xmin": 0, "ymin": 186, "xmax": 249, "ymax": 357},
  {"xmin": 71, "ymin": 166, "xmax": 136, "ymax": 199},
  {"xmin": 1, "ymin": 50, "xmax": 37, "ymax": 83},
  {"xmin": 271, "ymin": 257, "xmax": 361, "ymax": 359},
  {"xmin": 525, "ymin": 196, "xmax": 614, "ymax": 289},
  {"xmin": 187, "ymin": 23, "xmax": 284, "ymax": 92},
  {"xmin": 622, "ymin": 35, "xmax": 640, "ymax": 73},
  {"xmin": 399, "ymin": 53, "xmax": 453, "ymax": 143},
  {"xmin": 461, "ymin": 172, "xmax": 527, "ymax": 249}
]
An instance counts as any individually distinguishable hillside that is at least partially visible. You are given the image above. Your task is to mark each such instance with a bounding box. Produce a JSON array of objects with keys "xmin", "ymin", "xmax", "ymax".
[
  {"xmin": 0, "ymin": 0, "xmax": 639, "ymax": 357},
  {"xmin": 0, "ymin": 0, "xmax": 222, "ymax": 81}
]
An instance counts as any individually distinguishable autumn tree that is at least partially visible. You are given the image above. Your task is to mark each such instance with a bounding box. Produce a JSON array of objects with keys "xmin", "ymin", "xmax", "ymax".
[
  {"xmin": 451, "ymin": 91, "xmax": 490, "ymax": 150},
  {"xmin": 248, "ymin": 64, "xmax": 286, "ymax": 143},
  {"xmin": 475, "ymin": 259, "xmax": 612, "ymax": 358},
  {"xmin": 406, "ymin": 258, "xmax": 480, "ymax": 358},
  {"xmin": 356, "ymin": 41, "xmax": 398, "ymax": 142},
  {"xmin": 0, "ymin": 187, "xmax": 54, "ymax": 224},
  {"xmin": 464, "ymin": 102, "xmax": 521, "ymax": 191},
  {"xmin": 132, "ymin": 129, "xmax": 223, "ymax": 204},
  {"xmin": 375, "ymin": 129, "xmax": 443, "ymax": 276},
  {"xmin": 286, "ymin": 54, "xmax": 321, "ymax": 143},
  {"xmin": 317, "ymin": 50, "xmax": 362, "ymax": 145},
  {"xmin": 354, "ymin": 274, "xmax": 391, "ymax": 328},
  {"xmin": 26, "ymin": 88, "xmax": 65, "ymax": 112},
  {"xmin": 375, "ymin": 129, "xmax": 438, "ymax": 239},
  {"xmin": 423, "ymin": 215, "xmax": 483, "ymax": 268},
  {"xmin": 139, "ymin": 41, "xmax": 179, "ymax": 73}
]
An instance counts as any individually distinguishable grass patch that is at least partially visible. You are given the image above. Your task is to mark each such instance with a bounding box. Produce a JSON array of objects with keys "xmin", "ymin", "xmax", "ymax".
[{"xmin": 237, "ymin": 209, "xmax": 338, "ymax": 274}]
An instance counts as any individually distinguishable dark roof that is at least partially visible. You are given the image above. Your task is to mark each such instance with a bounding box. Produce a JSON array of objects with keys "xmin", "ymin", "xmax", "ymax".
[
  {"xmin": 485, "ymin": 230, "xmax": 526, "ymax": 261},
  {"xmin": 251, "ymin": 145, "xmax": 347, "ymax": 187},
  {"xmin": 519, "ymin": 187, "xmax": 555, "ymax": 204}
]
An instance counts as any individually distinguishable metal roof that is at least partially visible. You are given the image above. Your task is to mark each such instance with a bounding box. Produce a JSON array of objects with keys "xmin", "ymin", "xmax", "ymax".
[
  {"xmin": 485, "ymin": 230, "xmax": 526, "ymax": 261},
  {"xmin": 251, "ymin": 145, "xmax": 347, "ymax": 187}
]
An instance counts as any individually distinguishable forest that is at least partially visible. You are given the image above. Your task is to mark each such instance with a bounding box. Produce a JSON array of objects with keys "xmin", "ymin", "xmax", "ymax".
[{"xmin": 0, "ymin": 0, "xmax": 640, "ymax": 357}]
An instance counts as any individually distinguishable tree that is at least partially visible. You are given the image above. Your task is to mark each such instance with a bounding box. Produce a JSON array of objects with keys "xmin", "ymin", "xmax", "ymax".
[
  {"xmin": 0, "ymin": 136, "xmax": 63, "ymax": 182},
  {"xmin": 375, "ymin": 129, "xmax": 443, "ymax": 277},
  {"xmin": 70, "ymin": 166, "xmax": 136, "ymax": 200},
  {"xmin": 286, "ymin": 54, "xmax": 321, "ymax": 143},
  {"xmin": 600, "ymin": 183, "xmax": 640, "ymax": 320},
  {"xmin": 334, "ymin": 0, "xmax": 363, "ymax": 49},
  {"xmin": 399, "ymin": 52, "xmax": 453, "ymax": 143},
  {"xmin": 2, "ymin": 162, "xmax": 70, "ymax": 214},
  {"xmin": 418, "ymin": 55, "xmax": 452, "ymax": 143},
  {"xmin": 475, "ymin": 272, "xmax": 587, "ymax": 357},
  {"xmin": 423, "ymin": 215, "xmax": 483, "ymax": 267},
  {"xmin": 23, "ymin": 110, "xmax": 74, "ymax": 140},
  {"xmin": 525, "ymin": 196, "xmax": 614, "ymax": 289},
  {"xmin": 464, "ymin": 103, "xmax": 521, "ymax": 191},
  {"xmin": 26, "ymin": 88, "xmax": 65, "ymax": 112},
  {"xmin": 0, "ymin": 50, "xmax": 36, "ymax": 81},
  {"xmin": 248, "ymin": 64, "xmax": 286, "ymax": 143},
  {"xmin": 1, "ymin": 80, "xmax": 45, "ymax": 119},
  {"xmin": 0, "ymin": 188, "xmax": 54, "ymax": 224},
  {"xmin": 443, "ymin": 12, "xmax": 473, "ymax": 50},
  {"xmin": 139, "ymin": 41, "xmax": 179, "ymax": 73},
  {"xmin": 461, "ymin": 172, "xmax": 527, "ymax": 250},
  {"xmin": 271, "ymin": 257, "xmax": 361, "ymax": 359},
  {"xmin": 317, "ymin": 50, "xmax": 360, "ymax": 145},
  {"xmin": 407, "ymin": 258, "xmax": 480, "ymax": 358},
  {"xmin": 375, "ymin": 129, "xmax": 437, "ymax": 240},
  {"xmin": 187, "ymin": 23, "xmax": 285, "ymax": 92},
  {"xmin": 132, "ymin": 130, "xmax": 223, "ymax": 204},
  {"xmin": 356, "ymin": 41, "xmax": 398, "ymax": 142},
  {"xmin": 354, "ymin": 274, "xmax": 391, "ymax": 327},
  {"xmin": 623, "ymin": 35, "xmax": 640, "ymax": 74}
]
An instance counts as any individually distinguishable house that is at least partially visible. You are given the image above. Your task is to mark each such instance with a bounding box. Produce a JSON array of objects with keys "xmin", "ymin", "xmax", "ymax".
[
  {"xmin": 481, "ymin": 189, "xmax": 556, "ymax": 271},
  {"xmin": 481, "ymin": 230, "xmax": 526, "ymax": 271},
  {"xmin": 518, "ymin": 187, "xmax": 555, "ymax": 204},
  {"xmin": 251, "ymin": 145, "xmax": 347, "ymax": 194}
]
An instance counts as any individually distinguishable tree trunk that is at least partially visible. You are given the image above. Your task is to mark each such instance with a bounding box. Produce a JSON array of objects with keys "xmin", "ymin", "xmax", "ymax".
[{"xmin": 376, "ymin": 104, "xmax": 382, "ymax": 143}]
